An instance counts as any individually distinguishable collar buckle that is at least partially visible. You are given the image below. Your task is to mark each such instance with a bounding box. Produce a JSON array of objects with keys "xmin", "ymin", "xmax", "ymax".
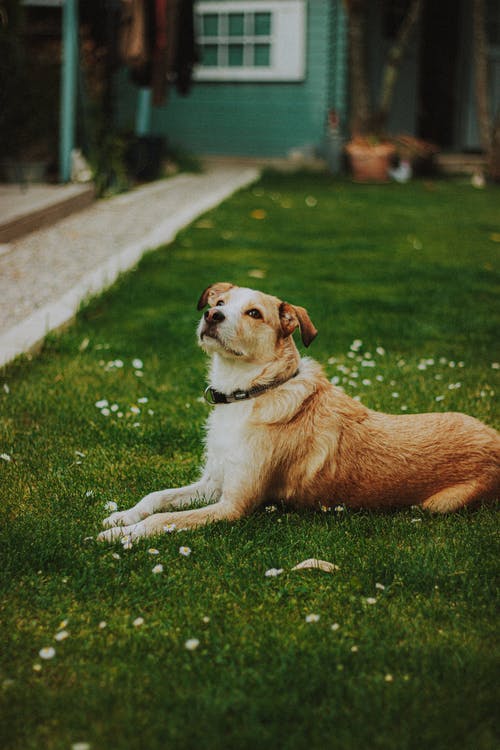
[{"xmin": 203, "ymin": 386, "xmax": 219, "ymax": 405}]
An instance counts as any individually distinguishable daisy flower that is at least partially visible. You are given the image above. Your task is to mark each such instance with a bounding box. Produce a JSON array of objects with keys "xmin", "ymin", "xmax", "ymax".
[
  {"xmin": 104, "ymin": 501, "xmax": 117, "ymax": 513},
  {"xmin": 39, "ymin": 647, "xmax": 56, "ymax": 660},
  {"xmin": 265, "ymin": 568, "xmax": 284, "ymax": 577},
  {"xmin": 305, "ymin": 614, "xmax": 320, "ymax": 623}
]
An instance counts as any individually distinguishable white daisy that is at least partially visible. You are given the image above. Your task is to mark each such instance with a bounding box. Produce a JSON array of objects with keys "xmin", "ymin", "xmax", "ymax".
[
  {"xmin": 305, "ymin": 614, "xmax": 320, "ymax": 623},
  {"xmin": 39, "ymin": 647, "xmax": 56, "ymax": 660},
  {"xmin": 265, "ymin": 568, "xmax": 284, "ymax": 577},
  {"xmin": 104, "ymin": 501, "xmax": 117, "ymax": 512}
]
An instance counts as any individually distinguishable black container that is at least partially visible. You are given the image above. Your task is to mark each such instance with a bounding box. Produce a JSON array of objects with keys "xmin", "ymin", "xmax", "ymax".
[{"xmin": 127, "ymin": 135, "xmax": 166, "ymax": 181}]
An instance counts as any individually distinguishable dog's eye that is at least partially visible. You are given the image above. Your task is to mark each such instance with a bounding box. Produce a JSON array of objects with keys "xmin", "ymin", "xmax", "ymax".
[
  {"xmin": 246, "ymin": 308, "xmax": 262, "ymax": 319},
  {"xmin": 215, "ymin": 300, "xmax": 225, "ymax": 307}
]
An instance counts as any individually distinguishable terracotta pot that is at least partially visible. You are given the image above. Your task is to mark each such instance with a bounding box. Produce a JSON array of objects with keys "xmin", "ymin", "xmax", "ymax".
[{"xmin": 345, "ymin": 142, "xmax": 396, "ymax": 183}]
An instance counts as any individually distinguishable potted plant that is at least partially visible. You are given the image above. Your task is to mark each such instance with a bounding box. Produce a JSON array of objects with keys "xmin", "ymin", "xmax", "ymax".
[
  {"xmin": 343, "ymin": 0, "xmax": 424, "ymax": 182},
  {"xmin": 344, "ymin": 136, "xmax": 397, "ymax": 183}
]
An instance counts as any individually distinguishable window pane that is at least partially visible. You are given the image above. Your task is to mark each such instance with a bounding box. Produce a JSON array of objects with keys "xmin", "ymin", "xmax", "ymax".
[
  {"xmin": 201, "ymin": 44, "xmax": 218, "ymax": 66},
  {"xmin": 203, "ymin": 14, "xmax": 218, "ymax": 36},
  {"xmin": 254, "ymin": 43, "xmax": 270, "ymax": 67},
  {"xmin": 228, "ymin": 44, "xmax": 244, "ymax": 66},
  {"xmin": 254, "ymin": 12, "xmax": 271, "ymax": 36},
  {"xmin": 228, "ymin": 13, "xmax": 244, "ymax": 36}
]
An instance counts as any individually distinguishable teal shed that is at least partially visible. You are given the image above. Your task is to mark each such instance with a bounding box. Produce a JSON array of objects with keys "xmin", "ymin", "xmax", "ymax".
[
  {"xmin": 116, "ymin": 0, "xmax": 500, "ymax": 160},
  {"xmin": 118, "ymin": 0, "xmax": 348, "ymax": 159}
]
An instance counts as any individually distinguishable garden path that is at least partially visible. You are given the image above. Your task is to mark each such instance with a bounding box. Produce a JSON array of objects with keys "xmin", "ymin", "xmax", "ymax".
[{"xmin": 0, "ymin": 160, "xmax": 260, "ymax": 367}]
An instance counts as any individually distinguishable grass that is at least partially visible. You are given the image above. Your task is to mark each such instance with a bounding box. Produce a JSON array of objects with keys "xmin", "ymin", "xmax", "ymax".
[{"xmin": 0, "ymin": 172, "xmax": 499, "ymax": 750}]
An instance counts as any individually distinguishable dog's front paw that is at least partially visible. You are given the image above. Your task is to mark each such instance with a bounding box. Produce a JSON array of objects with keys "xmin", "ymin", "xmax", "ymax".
[
  {"xmin": 97, "ymin": 521, "xmax": 147, "ymax": 543},
  {"xmin": 102, "ymin": 508, "xmax": 144, "ymax": 528}
]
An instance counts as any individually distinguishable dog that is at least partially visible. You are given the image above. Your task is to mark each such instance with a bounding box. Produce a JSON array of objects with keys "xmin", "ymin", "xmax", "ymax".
[{"xmin": 98, "ymin": 282, "xmax": 499, "ymax": 542}]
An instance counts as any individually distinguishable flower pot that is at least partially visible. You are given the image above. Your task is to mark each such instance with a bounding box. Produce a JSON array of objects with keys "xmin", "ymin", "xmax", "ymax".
[
  {"xmin": 126, "ymin": 135, "xmax": 166, "ymax": 181},
  {"xmin": 345, "ymin": 142, "xmax": 396, "ymax": 183}
]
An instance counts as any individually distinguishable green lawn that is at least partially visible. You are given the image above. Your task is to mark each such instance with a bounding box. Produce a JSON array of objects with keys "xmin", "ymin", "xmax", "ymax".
[{"xmin": 1, "ymin": 173, "xmax": 499, "ymax": 750}]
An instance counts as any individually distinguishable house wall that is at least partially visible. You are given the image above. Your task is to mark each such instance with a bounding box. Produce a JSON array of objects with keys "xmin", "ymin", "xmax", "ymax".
[{"xmin": 117, "ymin": 0, "xmax": 342, "ymax": 158}]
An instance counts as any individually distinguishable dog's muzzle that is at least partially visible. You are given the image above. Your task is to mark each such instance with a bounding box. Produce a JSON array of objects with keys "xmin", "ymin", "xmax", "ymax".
[
  {"xmin": 204, "ymin": 308, "xmax": 225, "ymax": 324},
  {"xmin": 200, "ymin": 308, "xmax": 225, "ymax": 340}
]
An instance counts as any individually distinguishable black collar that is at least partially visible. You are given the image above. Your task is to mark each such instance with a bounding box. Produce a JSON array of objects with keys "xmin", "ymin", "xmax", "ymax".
[{"xmin": 204, "ymin": 369, "xmax": 300, "ymax": 405}]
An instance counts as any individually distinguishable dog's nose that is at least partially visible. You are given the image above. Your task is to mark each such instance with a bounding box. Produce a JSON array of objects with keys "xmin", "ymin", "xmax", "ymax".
[{"xmin": 204, "ymin": 308, "xmax": 225, "ymax": 324}]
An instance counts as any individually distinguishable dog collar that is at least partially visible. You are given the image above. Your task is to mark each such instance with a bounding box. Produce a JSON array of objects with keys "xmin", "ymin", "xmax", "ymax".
[{"xmin": 204, "ymin": 369, "xmax": 300, "ymax": 405}]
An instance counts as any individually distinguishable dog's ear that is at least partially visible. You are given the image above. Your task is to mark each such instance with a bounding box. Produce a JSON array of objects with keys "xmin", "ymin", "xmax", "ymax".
[
  {"xmin": 197, "ymin": 283, "xmax": 235, "ymax": 310},
  {"xmin": 279, "ymin": 302, "xmax": 318, "ymax": 347}
]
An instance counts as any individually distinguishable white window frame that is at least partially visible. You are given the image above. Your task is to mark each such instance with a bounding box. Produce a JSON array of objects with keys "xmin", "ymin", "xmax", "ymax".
[{"xmin": 194, "ymin": 0, "xmax": 307, "ymax": 82}]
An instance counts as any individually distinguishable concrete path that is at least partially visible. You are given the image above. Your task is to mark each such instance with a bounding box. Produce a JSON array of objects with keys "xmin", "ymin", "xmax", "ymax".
[
  {"xmin": 0, "ymin": 161, "xmax": 259, "ymax": 367},
  {"xmin": 0, "ymin": 183, "xmax": 95, "ymax": 243}
]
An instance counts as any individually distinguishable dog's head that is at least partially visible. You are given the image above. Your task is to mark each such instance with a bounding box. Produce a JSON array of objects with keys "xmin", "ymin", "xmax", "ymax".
[{"xmin": 196, "ymin": 282, "xmax": 317, "ymax": 361}]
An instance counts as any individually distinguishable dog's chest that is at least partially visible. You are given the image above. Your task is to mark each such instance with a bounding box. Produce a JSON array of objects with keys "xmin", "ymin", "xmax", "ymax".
[{"xmin": 205, "ymin": 403, "xmax": 254, "ymax": 471}]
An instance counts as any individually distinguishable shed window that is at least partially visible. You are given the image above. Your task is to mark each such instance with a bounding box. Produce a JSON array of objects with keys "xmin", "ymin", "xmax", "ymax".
[{"xmin": 195, "ymin": 1, "xmax": 306, "ymax": 81}]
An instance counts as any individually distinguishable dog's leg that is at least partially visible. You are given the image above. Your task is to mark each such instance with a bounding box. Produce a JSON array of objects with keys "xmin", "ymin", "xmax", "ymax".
[
  {"xmin": 422, "ymin": 479, "xmax": 487, "ymax": 513},
  {"xmin": 101, "ymin": 477, "xmax": 221, "ymax": 529},
  {"xmin": 97, "ymin": 493, "xmax": 251, "ymax": 542}
]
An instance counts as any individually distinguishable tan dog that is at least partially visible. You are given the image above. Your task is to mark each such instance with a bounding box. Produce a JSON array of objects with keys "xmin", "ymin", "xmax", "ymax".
[{"xmin": 99, "ymin": 283, "xmax": 499, "ymax": 541}]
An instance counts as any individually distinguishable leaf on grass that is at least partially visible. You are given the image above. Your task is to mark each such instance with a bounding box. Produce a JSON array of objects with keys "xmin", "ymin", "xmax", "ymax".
[{"xmin": 291, "ymin": 558, "xmax": 340, "ymax": 573}]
